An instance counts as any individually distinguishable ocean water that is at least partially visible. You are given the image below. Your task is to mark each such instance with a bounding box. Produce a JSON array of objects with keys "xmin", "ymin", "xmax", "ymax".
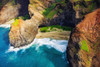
[{"xmin": 0, "ymin": 26, "xmax": 69, "ymax": 67}]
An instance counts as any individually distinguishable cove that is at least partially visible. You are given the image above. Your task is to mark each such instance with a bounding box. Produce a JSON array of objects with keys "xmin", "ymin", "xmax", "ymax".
[{"xmin": 0, "ymin": 26, "xmax": 69, "ymax": 67}]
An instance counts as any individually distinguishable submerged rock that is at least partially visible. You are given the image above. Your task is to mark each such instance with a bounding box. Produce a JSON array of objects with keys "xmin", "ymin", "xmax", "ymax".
[
  {"xmin": 9, "ymin": 19, "xmax": 38, "ymax": 48},
  {"xmin": 67, "ymin": 9, "xmax": 100, "ymax": 67}
]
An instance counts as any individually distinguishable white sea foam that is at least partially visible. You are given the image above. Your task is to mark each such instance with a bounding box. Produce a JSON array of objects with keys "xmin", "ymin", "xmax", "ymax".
[
  {"xmin": 7, "ymin": 39, "xmax": 37, "ymax": 52},
  {"xmin": 35, "ymin": 38, "xmax": 68, "ymax": 53},
  {"xmin": 0, "ymin": 24, "xmax": 10, "ymax": 28},
  {"xmin": 0, "ymin": 19, "xmax": 15, "ymax": 28},
  {"xmin": 7, "ymin": 38, "xmax": 68, "ymax": 53}
]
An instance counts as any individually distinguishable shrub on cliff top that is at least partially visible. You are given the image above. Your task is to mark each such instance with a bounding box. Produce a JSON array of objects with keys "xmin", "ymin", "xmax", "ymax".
[
  {"xmin": 15, "ymin": 14, "xmax": 30, "ymax": 20},
  {"xmin": 56, "ymin": 0, "xmax": 62, "ymax": 2},
  {"xmin": 43, "ymin": 3, "xmax": 56, "ymax": 17},
  {"xmin": 40, "ymin": 25, "xmax": 72, "ymax": 32},
  {"xmin": 12, "ymin": 19, "xmax": 19, "ymax": 26},
  {"xmin": 42, "ymin": 0, "xmax": 66, "ymax": 19}
]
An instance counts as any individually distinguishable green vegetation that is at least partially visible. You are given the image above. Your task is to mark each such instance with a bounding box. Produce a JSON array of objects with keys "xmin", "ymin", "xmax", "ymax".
[
  {"xmin": 74, "ymin": 4, "xmax": 80, "ymax": 10},
  {"xmin": 84, "ymin": 0, "xmax": 93, "ymax": 1},
  {"xmin": 43, "ymin": 3, "xmax": 56, "ymax": 19},
  {"xmin": 74, "ymin": 0, "xmax": 92, "ymax": 2},
  {"xmin": 74, "ymin": 0, "xmax": 80, "ymax": 2},
  {"xmin": 56, "ymin": 0, "xmax": 62, "ymax": 2},
  {"xmin": 40, "ymin": 25, "xmax": 72, "ymax": 32},
  {"xmin": 0, "ymin": 3, "xmax": 2, "ymax": 6},
  {"xmin": 80, "ymin": 40, "xmax": 89, "ymax": 52},
  {"xmin": 88, "ymin": 3, "xmax": 96, "ymax": 12},
  {"xmin": 15, "ymin": 14, "xmax": 30, "ymax": 20},
  {"xmin": 46, "ymin": 10, "xmax": 58, "ymax": 19},
  {"xmin": 12, "ymin": 19, "xmax": 19, "ymax": 26},
  {"xmin": 12, "ymin": 0, "xmax": 16, "ymax": 4},
  {"xmin": 42, "ymin": 0, "xmax": 66, "ymax": 19}
]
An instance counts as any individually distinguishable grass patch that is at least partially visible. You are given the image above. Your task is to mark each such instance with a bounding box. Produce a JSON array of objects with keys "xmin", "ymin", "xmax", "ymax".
[
  {"xmin": 12, "ymin": 19, "xmax": 19, "ymax": 26},
  {"xmin": 42, "ymin": 0, "xmax": 66, "ymax": 19},
  {"xmin": 80, "ymin": 40, "xmax": 89, "ymax": 52},
  {"xmin": 12, "ymin": 0, "xmax": 16, "ymax": 4},
  {"xmin": 84, "ymin": 0, "xmax": 93, "ymax": 1},
  {"xmin": 40, "ymin": 25, "xmax": 72, "ymax": 32},
  {"xmin": 43, "ymin": 3, "xmax": 56, "ymax": 17},
  {"xmin": 88, "ymin": 3, "xmax": 96, "ymax": 12},
  {"xmin": 46, "ymin": 10, "xmax": 58, "ymax": 19},
  {"xmin": 56, "ymin": 0, "xmax": 62, "ymax": 2},
  {"xmin": 74, "ymin": 4, "xmax": 80, "ymax": 10},
  {"xmin": 15, "ymin": 14, "xmax": 30, "ymax": 20}
]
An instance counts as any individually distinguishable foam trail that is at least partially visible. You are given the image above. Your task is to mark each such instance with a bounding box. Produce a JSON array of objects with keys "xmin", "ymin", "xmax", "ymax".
[
  {"xmin": 7, "ymin": 38, "xmax": 68, "ymax": 53},
  {"xmin": 0, "ymin": 24, "xmax": 10, "ymax": 28},
  {"xmin": 35, "ymin": 38, "xmax": 68, "ymax": 53},
  {"xmin": 7, "ymin": 39, "xmax": 38, "ymax": 52}
]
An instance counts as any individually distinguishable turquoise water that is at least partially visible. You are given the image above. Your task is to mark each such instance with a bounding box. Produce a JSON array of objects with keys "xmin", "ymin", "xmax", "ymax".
[{"xmin": 0, "ymin": 27, "xmax": 69, "ymax": 67}]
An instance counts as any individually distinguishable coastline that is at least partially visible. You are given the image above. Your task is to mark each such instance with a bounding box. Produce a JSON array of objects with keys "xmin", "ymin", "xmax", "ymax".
[
  {"xmin": 36, "ymin": 31, "xmax": 71, "ymax": 40},
  {"xmin": 0, "ymin": 19, "xmax": 71, "ymax": 40}
]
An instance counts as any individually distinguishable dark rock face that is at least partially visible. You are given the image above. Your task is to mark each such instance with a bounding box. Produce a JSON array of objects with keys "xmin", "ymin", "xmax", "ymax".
[
  {"xmin": 67, "ymin": 9, "xmax": 100, "ymax": 67},
  {"xmin": 9, "ymin": 19, "xmax": 38, "ymax": 48}
]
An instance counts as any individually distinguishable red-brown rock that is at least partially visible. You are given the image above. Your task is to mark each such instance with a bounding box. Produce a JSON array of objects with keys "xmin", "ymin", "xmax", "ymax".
[{"xmin": 67, "ymin": 9, "xmax": 100, "ymax": 67}]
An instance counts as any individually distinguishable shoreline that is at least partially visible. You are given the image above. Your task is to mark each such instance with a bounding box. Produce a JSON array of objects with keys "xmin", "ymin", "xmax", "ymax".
[
  {"xmin": 36, "ymin": 31, "xmax": 71, "ymax": 40},
  {"xmin": 7, "ymin": 38, "xmax": 68, "ymax": 52},
  {"xmin": 0, "ymin": 19, "xmax": 71, "ymax": 40}
]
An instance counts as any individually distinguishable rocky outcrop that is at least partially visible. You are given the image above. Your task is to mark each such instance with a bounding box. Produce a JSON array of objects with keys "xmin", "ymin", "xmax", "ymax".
[
  {"xmin": 67, "ymin": 9, "xmax": 100, "ymax": 67},
  {"xmin": 9, "ymin": 0, "xmax": 68, "ymax": 47},
  {"xmin": 0, "ymin": 0, "xmax": 30, "ymax": 24},
  {"xmin": 0, "ymin": 4, "xmax": 20, "ymax": 24},
  {"xmin": 9, "ymin": 19, "xmax": 38, "ymax": 47},
  {"xmin": 29, "ymin": 0, "xmax": 69, "ymax": 26},
  {"xmin": 70, "ymin": 0, "xmax": 100, "ymax": 23}
]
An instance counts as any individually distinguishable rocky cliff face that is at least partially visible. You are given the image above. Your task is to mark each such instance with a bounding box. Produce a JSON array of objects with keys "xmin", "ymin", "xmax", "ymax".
[
  {"xmin": 0, "ymin": 0, "xmax": 30, "ymax": 24},
  {"xmin": 9, "ymin": 19, "xmax": 38, "ymax": 47},
  {"xmin": 0, "ymin": 0, "xmax": 100, "ymax": 25},
  {"xmin": 0, "ymin": 0, "xmax": 19, "ymax": 24},
  {"xmin": 70, "ymin": 0, "xmax": 100, "ymax": 23},
  {"xmin": 29, "ymin": 0, "xmax": 69, "ymax": 26},
  {"xmin": 9, "ymin": 0, "xmax": 69, "ymax": 47},
  {"xmin": 67, "ymin": 9, "xmax": 100, "ymax": 67},
  {"xmin": 7, "ymin": 0, "xmax": 100, "ymax": 48}
]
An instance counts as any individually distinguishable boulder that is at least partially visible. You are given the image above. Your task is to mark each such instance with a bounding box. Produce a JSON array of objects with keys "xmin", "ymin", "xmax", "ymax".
[
  {"xmin": 9, "ymin": 19, "xmax": 38, "ymax": 47},
  {"xmin": 67, "ymin": 9, "xmax": 100, "ymax": 67}
]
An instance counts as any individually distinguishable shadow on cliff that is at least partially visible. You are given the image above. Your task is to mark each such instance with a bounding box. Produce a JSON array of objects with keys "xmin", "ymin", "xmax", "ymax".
[
  {"xmin": 16, "ymin": 0, "xmax": 30, "ymax": 17},
  {"xmin": 41, "ymin": 0, "xmax": 77, "ymax": 28},
  {"xmin": 62, "ymin": 1, "xmax": 76, "ymax": 27},
  {"xmin": 16, "ymin": 0, "xmax": 30, "ymax": 19}
]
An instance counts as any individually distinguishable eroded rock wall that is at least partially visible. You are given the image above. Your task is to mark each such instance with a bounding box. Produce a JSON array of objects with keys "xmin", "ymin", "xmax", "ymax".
[
  {"xmin": 0, "ymin": 0, "xmax": 30, "ymax": 24},
  {"xmin": 29, "ymin": 0, "xmax": 70, "ymax": 26},
  {"xmin": 67, "ymin": 9, "xmax": 100, "ymax": 67},
  {"xmin": 9, "ymin": 19, "xmax": 38, "ymax": 47},
  {"xmin": 70, "ymin": 0, "xmax": 100, "ymax": 23}
]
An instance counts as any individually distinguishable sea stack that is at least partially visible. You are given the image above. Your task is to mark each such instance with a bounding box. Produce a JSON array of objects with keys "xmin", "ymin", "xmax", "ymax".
[
  {"xmin": 67, "ymin": 9, "xmax": 100, "ymax": 67},
  {"xmin": 9, "ymin": 19, "xmax": 38, "ymax": 48}
]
